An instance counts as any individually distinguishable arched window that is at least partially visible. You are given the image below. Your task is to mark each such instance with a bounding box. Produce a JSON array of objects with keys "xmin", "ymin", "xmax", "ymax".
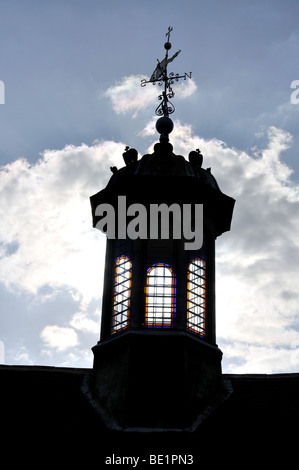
[
  {"xmin": 187, "ymin": 258, "xmax": 206, "ymax": 336},
  {"xmin": 145, "ymin": 263, "xmax": 176, "ymax": 328},
  {"xmin": 112, "ymin": 256, "xmax": 132, "ymax": 333}
]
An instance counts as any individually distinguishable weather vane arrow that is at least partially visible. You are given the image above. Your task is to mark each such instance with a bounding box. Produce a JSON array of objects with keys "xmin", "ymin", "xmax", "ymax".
[{"xmin": 141, "ymin": 26, "xmax": 192, "ymax": 118}]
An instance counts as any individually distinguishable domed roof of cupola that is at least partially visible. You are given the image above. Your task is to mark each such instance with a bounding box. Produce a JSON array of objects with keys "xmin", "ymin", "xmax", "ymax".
[
  {"xmin": 135, "ymin": 144, "xmax": 220, "ymax": 191},
  {"xmin": 104, "ymin": 140, "xmax": 221, "ymax": 194},
  {"xmin": 91, "ymin": 138, "xmax": 235, "ymax": 238},
  {"xmin": 104, "ymin": 113, "xmax": 221, "ymax": 193}
]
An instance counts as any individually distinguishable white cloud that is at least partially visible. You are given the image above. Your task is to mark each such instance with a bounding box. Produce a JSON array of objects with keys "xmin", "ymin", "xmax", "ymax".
[
  {"xmin": 105, "ymin": 75, "xmax": 155, "ymax": 117},
  {"xmin": 10, "ymin": 346, "xmax": 34, "ymax": 365},
  {"xmin": 222, "ymin": 341, "xmax": 296, "ymax": 374},
  {"xmin": 0, "ymin": 140, "xmax": 125, "ymax": 301},
  {"xmin": 70, "ymin": 310, "xmax": 100, "ymax": 334},
  {"xmin": 104, "ymin": 74, "xmax": 197, "ymax": 117},
  {"xmin": 176, "ymin": 78, "xmax": 197, "ymax": 98},
  {"xmin": 40, "ymin": 325, "xmax": 79, "ymax": 352}
]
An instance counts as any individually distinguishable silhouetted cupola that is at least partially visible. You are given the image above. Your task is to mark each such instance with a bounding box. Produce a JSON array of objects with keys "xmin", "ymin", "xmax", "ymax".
[
  {"xmin": 88, "ymin": 28, "xmax": 235, "ymax": 431},
  {"xmin": 91, "ymin": 142, "xmax": 234, "ymax": 343}
]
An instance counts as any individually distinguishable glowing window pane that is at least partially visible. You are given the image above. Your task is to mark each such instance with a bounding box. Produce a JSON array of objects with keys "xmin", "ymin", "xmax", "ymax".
[
  {"xmin": 145, "ymin": 264, "xmax": 176, "ymax": 328},
  {"xmin": 187, "ymin": 258, "xmax": 206, "ymax": 336},
  {"xmin": 112, "ymin": 256, "xmax": 132, "ymax": 333}
]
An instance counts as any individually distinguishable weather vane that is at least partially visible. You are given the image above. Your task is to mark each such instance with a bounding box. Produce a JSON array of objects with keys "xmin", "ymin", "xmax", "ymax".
[{"xmin": 141, "ymin": 26, "xmax": 192, "ymax": 117}]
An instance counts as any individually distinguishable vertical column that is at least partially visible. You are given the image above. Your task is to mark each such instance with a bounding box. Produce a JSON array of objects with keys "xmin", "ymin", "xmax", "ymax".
[
  {"xmin": 130, "ymin": 238, "xmax": 146, "ymax": 328},
  {"xmin": 175, "ymin": 238, "xmax": 187, "ymax": 330},
  {"xmin": 100, "ymin": 238, "xmax": 114, "ymax": 340}
]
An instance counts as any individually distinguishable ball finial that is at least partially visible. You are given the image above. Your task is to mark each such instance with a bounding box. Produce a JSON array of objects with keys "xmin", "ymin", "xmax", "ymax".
[
  {"xmin": 156, "ymin": 116, "xmax": 174, "ymax": 136},
  {"xmin": 164, "ymin": 41, "xmax": 172, "ymax": 51}
]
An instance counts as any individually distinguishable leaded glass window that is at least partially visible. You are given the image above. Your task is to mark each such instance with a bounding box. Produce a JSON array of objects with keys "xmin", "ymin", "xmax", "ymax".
[
  {"xmin": 145, "ymin": 263, "xmax": 176, "ymax": 328},
  {"xmin": 112, "ymin": 256, "xmax": 132, "ymax": 333},
  {"xmin": 187, "ymin": 258, "xmax": 206, "ymax": 335}
]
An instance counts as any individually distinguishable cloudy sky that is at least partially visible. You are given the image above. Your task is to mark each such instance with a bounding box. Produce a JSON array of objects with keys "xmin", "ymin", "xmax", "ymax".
[{"xmin": 0, "ymin": 0, "xmax": 299, "ymax": 373}]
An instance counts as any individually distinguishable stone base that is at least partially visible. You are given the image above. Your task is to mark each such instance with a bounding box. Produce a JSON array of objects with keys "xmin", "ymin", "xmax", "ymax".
[{"xmin": 90, "ymin": 331, "xmax": 224, "ymax": 431}]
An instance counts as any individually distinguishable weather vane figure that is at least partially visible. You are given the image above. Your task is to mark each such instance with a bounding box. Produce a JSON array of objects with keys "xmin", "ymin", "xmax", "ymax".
[{"xmin": 141, "ymin": 26, "xmax": 192, "ymax": 118}]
